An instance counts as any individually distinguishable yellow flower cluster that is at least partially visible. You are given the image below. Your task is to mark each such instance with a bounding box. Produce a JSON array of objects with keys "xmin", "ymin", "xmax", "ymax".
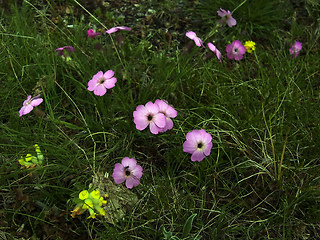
[
  {"xmin": 71, "ymin": 190, "xmax": 108, "ymax": 219},
  {"xmin": 18, "ymin": 144, "xmax": 44, "ymax": 169},
  {"xmin": 244, "ymin": 41, "xmax": 256, "ymax": 53}
]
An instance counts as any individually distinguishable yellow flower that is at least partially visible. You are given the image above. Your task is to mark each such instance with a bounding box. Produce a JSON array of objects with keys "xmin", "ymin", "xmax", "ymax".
[
  {"xmin": 90, "ymin": 190, "xmax": 100, "ymax": 199},
  {"xmin": 244, "ymin": 41, "xmax": 256, "ymax": 53},
  {"xmin": 79, "ymin": 190, "xmax": 89, "ymax": 200}
]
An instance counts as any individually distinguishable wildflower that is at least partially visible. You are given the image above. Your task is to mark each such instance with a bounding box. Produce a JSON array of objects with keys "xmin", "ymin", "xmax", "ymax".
[
  {"xmin": 183, "ymin": 129, "xmax": 213, "ymax": 162},
  {"xmin": 18, "ymin": 144, "xmax": 44, "ymax": 169},
  {"xmin": 112, "ymin": 157, "xmax": 143, "ymax": 189},
  {"xmin": 244, "ymin": 41, "xmax": 256, "ymax": 53},
  {"xmin": 19, "ymin": 95, "xmax": 43, "ymax": 117},
  {"xmin": 154, "ymin": 99, "xmax": 177, "ymax": 132},
  {"xmin": 87, "ymin": 70, "xmax": 117, "ymax": 96},
  {"xmin": 226, "ymin": 40, "xmax": 246, "ymax": 61},
  {"xmin": 87, "ymin": 29, "xmax": 101, "ymax": 38},
  {"xmin": 55, "ymin": 46, "xmax": 74, "ymax": 56},
  {"xmin": 185, "ymin": 31, "xmax": 205, "ymax": 48},
  {"xmin": 217, "ymin": 8, "xmax": 237, "ymax": 27},
  {"xmin": 289, "ymin": 41, "xmax": 302, "ymax": 58},
  {"xmin": 208, "ymin": 43, "xmax": 222, "ymax": 62},
  {"xmin": 106, "ymin": 26, "xmax": 131, "ymax": 34},
  {"xmin": 71, "ymin": 190, "xmax": 108, "ymax": 219},
  {"xmin": 133, "ymin": 101, "xmax": 166, "ymax": 134}
]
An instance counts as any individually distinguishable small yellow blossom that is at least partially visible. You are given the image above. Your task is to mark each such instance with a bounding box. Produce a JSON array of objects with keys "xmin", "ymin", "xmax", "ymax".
[
  {"xmin": 79, "ymin": 190, "xmax": 89, "ymax": 200},
  {"xmin": 71, "ymin": 189, "xmax": 108, "ymax": 219},
  {"xmin": 244, "ymin": 41, "xmax": 256, "ymax": 53}
]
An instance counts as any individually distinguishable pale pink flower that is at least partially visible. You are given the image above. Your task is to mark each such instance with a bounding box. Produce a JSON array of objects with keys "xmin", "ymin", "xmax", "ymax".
[
  {"xmin": 226, "ymin": 40, "xmax": 246, "ymax": 61},
  {"xmin": 87, "ymin": 70, "xmax": 117, "ymax": 96},
  {"xmin": 19, "ymin": 95, "xmax": 43, "ymax": 117},
  {"xmin": 217, "ymin": 8, "xmax": 237, "ymax": 27},
  {"xmin": 55, "ymin": 46, "xmax": 74, "ymax": 56},
  {"xmin": 183, "ymin": 129, "xmax": 212, "ymax": 162},
  {"xmin": 208, "ymin": 43, "xmax": 222, "ymax": 62},
  {"xmin": 133, "ymin": 101, "xmax": 166, "ymax": 134},
  {"xmin": 112, "ymin": 157, "xmax": 143, "ymax": 189},
  {"xmin": 289, "ymin": 41, "xmax": 302, "ymax": 58},
  {"xmin": 186, "ymin": 31, "xmax": 205, "ymax": 48},
  {"xmin": 87, "ymin": 29, "xmax": 100, "ymax": 39},
  {"xmin": 106, "ymin": 26, "xmax": 131, "ymax": 34},
  {"xmin": 154, "ymin": 99, "xmax": 177, "ymax": 132}
]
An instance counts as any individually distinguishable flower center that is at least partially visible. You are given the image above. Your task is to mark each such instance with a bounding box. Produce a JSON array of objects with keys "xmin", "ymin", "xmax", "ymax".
[
  {"xmin": 197, "ymin": 142, "xmax": 203, "ymax": 149},
  {"xmin": 147, "ymin": 114, "xmax": 153, "ymax": 121},
  {"xmin": 99, "ymin": 77, "xmax": 105, "ymax": 84},
  {"xmin": 125, "ymin": 170, "xmax": 131, "ymax": 176}
]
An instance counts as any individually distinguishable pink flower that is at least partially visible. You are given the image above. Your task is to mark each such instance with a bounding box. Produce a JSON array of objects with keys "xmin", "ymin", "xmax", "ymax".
[
  {"xmin": 154, "ymin": 99, "xmax": 177, "ymax": 132},
  {"xmin": 55, "ymin": 46, "xmax": 74, "ymax": 56},
  {"xmin": 87, "ymin": 70, "xmax": 117, "ymax": 96},
  {"xmin": 217, "ymin": 8, "xmax": 237, "ymax": 27},
  {"xmin": 106, "ymin": 26, "xmax": 131, "ymax": 34},
  {"xmin": 208, "ymin": 43, "xmax": 222, "ymax": 62},
  {"xmin": 186, "ymin": 31, "xmax": 205, "ymax": 48},
  {"xmin": 19, "ymin": 95, "xmax": 43, "ymax": 117},
  {"xmin": 226, "ymin": 40, "xmax": 246, "ymax": 61},
  {"xmin": 183, "ymin": 129, "xmax": 212, "ymax": 162},
  {"xmin": 133, "ymin": 101, "xmax": 166, "ymax": 134},
  {"xmin": 289, "ymin": 41, "xmax": 302, "ymax": 58},
  {"xmin": 87, "ymin": 29, "xmax": 100, "ymax": 39},
  {"xmin": 112, "ymin": 157, "xmax": 143, "ymax": 189}
]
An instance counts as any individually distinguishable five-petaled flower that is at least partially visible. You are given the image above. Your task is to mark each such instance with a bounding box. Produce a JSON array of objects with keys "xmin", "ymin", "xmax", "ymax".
[
  {"xmin": 226, "ymin": 40, "xmax": 246, "ymax": 61},
  {"xmin": 183, "ymin": 129, "xmax": 213, "ymax": 162},
  {"xmin": 217, "ymin": 8, "xmax": 237, "ymax": 28},
  {"xmin": 112, "ymin": 157, "xmax": 143, "ymax": 189},
  {"xmin": 106, "ymin": 26, "xmax": 131, "ymax": 34},
  {"xmin": 87, "ymin": 29, "xmax": 101, "ymax": 39},
  {"xmin": 55, "ymin": 46, "xmax": 74, "ymax": 56},
  {"xmin": 133, "ymin": 101, "xmax": 166, "ymax": 134},
  {"xmin": 154, "ymin": 99, "xmax": 177, "ymax": 132},
  {"xmin": 289, "ymin": 41, "xmax": 302, "ymax": 58},
  {"xmin": 87, "ymin": 70, "xmax": 117, "ymax": 96},
  {"xmin": 244, "ymin": 41, "xmax": 256, "ymax": 53},
  {"xmin": 208, "ymin": 43, "xmax": 222, "ymax": 62},
  {"xmin": 19, "ymin": 95, "xmax": 43, "ymax": 117},
  {"xmin": 186, "ymin": 31, "xmax": 205, "ymax": 48}
]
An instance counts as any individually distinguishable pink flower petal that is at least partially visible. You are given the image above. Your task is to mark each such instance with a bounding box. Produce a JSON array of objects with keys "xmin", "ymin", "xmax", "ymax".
[
  {"xmin": 30, "ymin": 98, "xmax": 43, "ymax": 107},
  {"xmin": 186, "ymin": 31, "xmax": 197, "ymax": 40},
  {"xmin": 93, "ymin": 84, "xmax": 107, "ymax": 96},
  {"xmin": 191, "ymin": 150, "xmax": 205, "ymax": 162},
  {"xmin": 149, "ymin": 122, "xmax": 161, "ymax": 134},
  {"xmin": 121, "ymin": 157, "xmax": 137, "ymax": 169},
  {"xmin": 125, "ymin": 176, "xmax": 140, "ymax": 189},
  {"xmin": 103, "ymin": 77, "xmax": 117, "ymax": 89},
  {"xmin": 104, "ymin": 70, "xmax": 115, "ymax": 79},
  {"xmin": 132, "ymin": 165, "xmax": 143, "ymax": 179},
  {"xmin": 183, "ymin": 139, "xmax": 197, "ymax": 154}
]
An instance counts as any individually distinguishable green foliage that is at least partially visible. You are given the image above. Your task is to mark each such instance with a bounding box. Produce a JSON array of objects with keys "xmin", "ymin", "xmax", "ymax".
[{"xmin": 0, "ymin": 0, "xmax": 320, "ymax": 239}]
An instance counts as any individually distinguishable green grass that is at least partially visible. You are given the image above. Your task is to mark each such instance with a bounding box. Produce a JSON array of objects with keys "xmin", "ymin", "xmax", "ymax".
[{"xmin": 1, "ymin": 0, "xmax": 320, "ymax": 239}]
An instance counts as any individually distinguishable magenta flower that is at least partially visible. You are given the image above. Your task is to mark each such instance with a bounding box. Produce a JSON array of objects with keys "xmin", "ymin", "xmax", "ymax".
[
  {"xmin": 87, "ymin": 29, "xmax": 100, "ymax": 39},
  {"xmin": 185, "ymin": 31, "xmax": 205, "ymax": 48},
  {"xmin": 155, "ymin": 99, "xmax": 177, "ymax": 132},
  {"xmin": 133, "ymin": 101, "xmax": 166, "ymax": 134},
  {"xmin": 19, "ymin": 95, "xmax": 43, "ymax": 117},
  {"xmin": 226, "ymin": 40, "xmax": 246, "ymax": 61},
  {"xmin": 217, "ymin": 8, "xmax": 237, "ymax": 27},
  {"xmin": 87, "ymin": 70, "xmax": 117, "ymax": 96},
  {"xmin": 289, "ymin": 41, "xmax": 302, "ymax": 58},
  {"xmin": 208, "ymin": 43, "xmax": 222, "ymax": 62},
  {"xmin": 183, "ymin": 129, "xmax": 212, "ymax": 162},
  {"xmin": 55, "ymin": 46, "xmax": 74, "ymax": 56},
  {"xmin": 106, "ymin": 26, "xmax": 131, "ymax": 34},
  {"xmin": 112, "ymin": 157, "xmax": 143, "ymax": 189}
]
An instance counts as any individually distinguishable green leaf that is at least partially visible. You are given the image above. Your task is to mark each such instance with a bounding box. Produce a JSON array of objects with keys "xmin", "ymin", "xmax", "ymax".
[{"xmin": 182, "ymin": 213, "xmax": 197, "ymax": 238}]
